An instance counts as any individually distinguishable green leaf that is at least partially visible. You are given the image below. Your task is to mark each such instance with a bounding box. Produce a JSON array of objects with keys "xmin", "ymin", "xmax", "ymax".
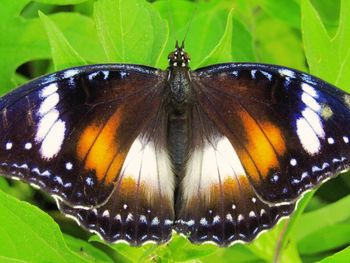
[
  {"xmin": 165, "ymin": 235, "xmax": 218, "ymax": 261},
  {"xmin": 39, "ymin": 11, "xmax": 87, "ymax": 70},
  {"xmin": 302, "ymin": 0, "xmax": 350, "ymax": 90},
  {"xmin": 94, "ymin": 0, "xmax": 168, "ymax": 66},
  {"xmin": 0, "ymin": 189, "xmax": 86, "ymax": 262},
  {"xmin": 202, "ymin": 244, "xmax": 259, "ymax": 263},
  {"xmin": 258, "ymin": 0, "xmax": 301, "ymax": 29},
  {"xmin": 309, "ymin": 0, "xmax": 340, "ymax": 36},
  {"xmin": 90, "ymin": 235, "xmax": 157, "ymax": 262},
  {"xmin": 34, "ymin": 0, "xmax": 89, "ymax": 4},
  {"xmin": 295, "ymin": 194, "xmax": 350, "ymax": 241},
  {"xmin": 255, "ymin": 12, "xmax": 306, "ymax": 71},
  {"xmin": 63, "ymin": 234, "xmax": 113, "ymax": 262},
  {"xmin": 232, "ymin": 17, "xmax": 257, "ymax": 62},
  {"xmin": 246, "ymin": 218, "xmax": 302, "ymax": 263},
  {"xmin": 198, "ymin": 9, "xmax": 234, "ymax": 67},
  {"xmin": 298, "ymin": 223, "xmax": 350, "ymax": 255},
  {"xmin": 319, "ymin": 245, "xmax": 350, "ymax": 263},
  {"xmin": 0, "ymin": 0, "xmax": 103, "ymax": 91}
]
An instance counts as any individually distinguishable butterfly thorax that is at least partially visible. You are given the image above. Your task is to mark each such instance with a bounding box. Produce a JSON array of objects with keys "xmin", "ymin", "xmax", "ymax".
[{"xmin": 167, "ymin": 42, "xmax": 192, "ymax": 112}]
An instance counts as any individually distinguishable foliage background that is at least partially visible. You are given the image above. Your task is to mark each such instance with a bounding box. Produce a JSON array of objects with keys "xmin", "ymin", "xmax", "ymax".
[{"xmin": 0, "ymin": 0, "xmax": 349, "ymax": 262}]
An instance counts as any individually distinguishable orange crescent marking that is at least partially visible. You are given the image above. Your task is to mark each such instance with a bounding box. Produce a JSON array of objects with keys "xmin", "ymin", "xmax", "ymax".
[
  {"xmin": 238, "ymin": 110, "xmax": 286, "ymax": 179},
  {"xmin": 76, "ymin": 107, "xmax": 125, "ymax": 184}
]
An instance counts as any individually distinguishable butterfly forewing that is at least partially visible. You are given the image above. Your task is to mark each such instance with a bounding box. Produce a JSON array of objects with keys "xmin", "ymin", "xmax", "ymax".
[
  {"xmin": 190, "ymin": 63, "xmax": 350, "ymax": 205},
  {"xmin": 0, "ymin": 65, "xmax": 169, "ymax": 209}
]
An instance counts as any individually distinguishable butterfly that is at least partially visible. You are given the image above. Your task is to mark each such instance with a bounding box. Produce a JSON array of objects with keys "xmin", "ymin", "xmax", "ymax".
[{"xmin": 0, "ymin": 40, "xmax": 349, "ymax": 246}]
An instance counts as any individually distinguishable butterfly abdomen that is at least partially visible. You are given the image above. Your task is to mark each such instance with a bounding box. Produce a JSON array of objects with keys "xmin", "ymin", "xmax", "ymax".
[{"xmin": 166, "ymin": 67, "xmax": 192, "ymax": 175}]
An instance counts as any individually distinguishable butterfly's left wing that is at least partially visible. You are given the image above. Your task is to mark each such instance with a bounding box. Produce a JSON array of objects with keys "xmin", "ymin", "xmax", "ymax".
[
  {"xmin": 0, "ymin": 64, "xmax": 175, "ymax": 245},
  {"xmin": 176, "ymin": 63, "xmax": 350, "ymax": 245}
]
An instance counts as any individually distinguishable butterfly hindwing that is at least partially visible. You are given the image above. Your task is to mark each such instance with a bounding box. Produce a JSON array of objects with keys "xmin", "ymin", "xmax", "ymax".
[
  {"xmin": 0, "ymin": 64, "xmax": 168, "ymax": 208},
  {"xmin": 175, "ymin": 106, "xmax": 295, "ymax": 245},
  {"xmin": 190, "ymin": 63, "xmax": 350, "ymax": 205},
  {"xmin": 59, "ymin": 131, "xmax": 175, "ymax": 244}
]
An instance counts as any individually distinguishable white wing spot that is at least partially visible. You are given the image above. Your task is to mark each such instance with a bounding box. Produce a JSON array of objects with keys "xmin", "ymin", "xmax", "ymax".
[
  {"xmin": 102, "ymin": 210, "xmax": 110, "ymax": 218},
  {"xmin": 40, "ymin": 120, "xmax": 66, "ymax": 160},
  {"xmin": 185, "ymin": 219, "xmax": 195, "ymax": 226},
  {"xmin": 139, "ymin": 215, "xmax": 147, "ymax": 223},
  {"xmin": 290, "ymin": 158, "xmax": 297, "ymax": 166},
  {"xmin": 251, "ymin": 69, "xmax": 257, "ymax": 79},
  {"xmin": 226, "ymin": 213, "xmax": 233, "ymax": 222},
  {"xmin": 114, "ymin": 214, "xmax": 122, "ymax": 222},
  {"xmin": 261, "ymin": 71, "xmax": 272, "ymax": 81},
  {"xmin": 249, "ymin": 211, "xmax": 256, "ymax": 218},
  {"xmin": 126, "ymin": 213, "xmax": 133, "ymax": 222},
  {"xmin": 301, "ymin": 93, "xmax": 321, "ymax": 112},
  {"xmin": 24, "ymin": 142, "xmax": 32, "ymax": 150},
  {"xmin": 343, "ymin": 136, "xmax": 349, "ymax": 143},
  {"xmin": 200, "ymin": 217, "xmax": 208, "ymax": 226},
  {"xmin": 279, "ymin": 69, "xmax": 296, "ymax": 78},
  {"xmin": 302, "ymin": 83, "xmax": 318, "ymax": 97},
  {"xmin": 151, "ymin": 217, "xmax": 159, "ymax": 226},
  {"xmin": 328, "ymin": 137, "xmax": 335, "ymax": 144},
  {"xmin": 5, "ymin": 142, "xmax": 13, "ymax": 150},
  {"xmin": 302, "ymin": 108, "xmax": 324, "ymax": 138},
  {"xmin": 40, "ymin": 83, "xmax": 58, "ymax": 98},
  {"xmin": 296, "ymin": 117, "xmax": 321, "ymax": 155},
  {"xmin": 65, "ymin": 162, "xmax": 73, "ymax": 170},
  {"xmin": 213, "ymin": 215, "xmax": 221, "ymax": 224},
  {"xmin": 164, "ymin": 219, "xmax": 173, "ymax": 226},
  {"xmin": 38, "ymin": 93, "xmax": 59, "ymax": 116},
  {"xmin": 35, "ymin": 110, "xmax": 59, "ymax": 142}
]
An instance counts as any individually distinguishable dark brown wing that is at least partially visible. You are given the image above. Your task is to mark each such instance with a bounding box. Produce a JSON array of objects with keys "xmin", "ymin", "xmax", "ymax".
[
  {"xmin": 0, "ymin": 64, "xmax": 169, "ymax": 209},
  {"xmin": 175, "ymin": 63, "xmax": 350, "ymax": 245},
  {"xmin": 190, "ymin": 63, "xmax": 350, "ymax": 204}
]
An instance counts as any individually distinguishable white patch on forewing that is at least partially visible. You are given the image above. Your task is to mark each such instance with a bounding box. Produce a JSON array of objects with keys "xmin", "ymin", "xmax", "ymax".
[
  {"xmin": 279, "ymin": 69, "xmax": 296, "ymax": 78},
  {"xmin": 40, "ymin": 119, "xmax": 66, "ymax": 159},
  {"xmin": 38, "ymin": 93, "xmax": 59, "ymax": 116},
  {"xmin": 120, "ymin": 137, "xmax": 174, "ymax": 203},
  {"xmin": 62, "ymin": 69, "xmax": 80, "ymax": 79},
  {"xmin": 301, "ymin": 83, "xmax": 318, "ymax": 98},
  {"xmin": 39, "ymin": 83, "xmax": 58, "ymax": 98},
  {"xmin": 35, "ymin": 88, "xmax": 67, "ymax": 160},
  {"xmin": 35, "ymin": 110, "xmax": 59, "ymax": 142},
  {"xmin": 302, "ymin": 108, "xmax": 325, "ymax": 139},
  {"xmin": 182, "ymin": 136, "xmax": 245, "ymax": 204},
  {"xmin": 296, "ymin": 117, "xmax": 320, "ymax": 155},
  {"xmin": 301, "ymin": 93, "xmax": 321, "ymax": 112}
]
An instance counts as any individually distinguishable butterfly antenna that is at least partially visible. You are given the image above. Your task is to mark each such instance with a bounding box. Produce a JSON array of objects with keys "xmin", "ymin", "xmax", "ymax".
[{"xmin": 182, "ymin": 2, "xmax": 198, "ymax": 46}]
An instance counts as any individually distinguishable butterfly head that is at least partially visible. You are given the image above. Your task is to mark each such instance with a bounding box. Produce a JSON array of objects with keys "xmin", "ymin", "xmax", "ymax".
[{"xmin": 168, "ymin": 41, "xmax": 190, "ymax": 68}]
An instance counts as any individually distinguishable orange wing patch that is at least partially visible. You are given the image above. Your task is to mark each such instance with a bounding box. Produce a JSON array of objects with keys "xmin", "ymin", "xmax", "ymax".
[
  {"xmin": 238, "ymin": 110, "xmax": 286, "ymax": 179},
  {"xmin": 77, "ymin": 107, "xmax": 125, "ymax": 184}
]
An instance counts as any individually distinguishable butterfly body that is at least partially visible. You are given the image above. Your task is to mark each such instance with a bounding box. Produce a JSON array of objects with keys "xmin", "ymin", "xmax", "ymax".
[{"xmin": 0, "ymin": 43, "xmax": 349, "ymax": 246}]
